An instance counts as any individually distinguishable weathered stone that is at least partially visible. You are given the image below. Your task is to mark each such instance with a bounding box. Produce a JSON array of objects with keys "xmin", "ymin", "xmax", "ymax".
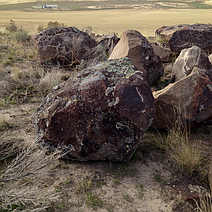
[
  {"xmin": 156, "ymin": 24, "xmax": 189, "ymax": 41},
  {"xmin": 32, "ymin": 58, "xmax": 155, "ymax": 161},
  {"xmin": 108, "ymin": 30, "xmax": 164, "ymax": 85},
  {"xmin": 208, "ymin": 54, "xmax": 212, "ymax": 64},
  {"xmin": 151, "ymin": 43, "xmax": 172, "ymax": 62},
  {"xmin": 153, "ymin": 67, "xmax": 212, "ymax": 129},
  {"xmin": 96, "ymin": 33, "xmax": 120, "ymax": 56},
  {"xmin": 156, "ymin": 23, "xmax": 212, "ymax": 53},
  {"xmin": 167, "ymin": 178, "xmax": 208, "ymax": 203},
  {"xmin": 35, "ymin": 27, "xmax": 98, "ymax": 65},
  {"xmin": 172, "ymin": 46, "xmax": 212, "ymax": 82}
]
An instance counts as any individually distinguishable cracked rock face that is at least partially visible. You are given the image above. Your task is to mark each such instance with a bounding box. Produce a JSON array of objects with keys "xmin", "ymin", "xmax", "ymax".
[
  {"xmin": 153, "ymin": 67, "xmax": 212, "ymax": 129},
  {"xmin": 108, "ymin": 30, "xmax": 164, "ymax": 86},
  {"xmin": 31, "ymin": 58, "xmax": 155, "ymax": 161},
  {"xmin": 172, "ymin": 46, "xmax": 212, "ymax": 82}
]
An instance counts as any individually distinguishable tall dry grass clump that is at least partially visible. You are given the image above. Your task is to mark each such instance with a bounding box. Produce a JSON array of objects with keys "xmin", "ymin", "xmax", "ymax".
[
  {"xmin": 0, "ymin": 141, "xmax": 67, "ymax": 211},
  {"xmin": 167, "ymin": 128, "xmax": 208, "ymax": 180},
  {"xmin": 38, "ymin": 68, "xmax": 68, "ymax": 97},
  {"xmin": 154, "ymin": 115, "xmax": 209, "ymax": 181},
  {"xmin": 0, "ymin": 114, "xmax": 10, "ymax": 130},
  {"xmin": 195, "ymin": 192, "xmax": 212, "ymax": 212}
]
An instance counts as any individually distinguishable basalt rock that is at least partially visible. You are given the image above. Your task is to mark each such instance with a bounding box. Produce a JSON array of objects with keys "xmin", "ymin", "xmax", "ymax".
[
  {"xmin": 151, "ymin": 43, "xmax": 172, "ymax": 63},
  {"xmin": 208, "ymin": 54, "xmax": 212, "ymax": 64},
  {"xmin": 167, "ymin": 178, "xmax": 208, "ymax": 203},
  {"xmin": 108, "ymin": 30, "xmax": 164, "ymax": 86},
  {"xmin": 153, "ymin": 67, "xmax": 212, "ymax": 129},
  {"xmin": 35, "ymin": 27, "xmax": 98, "ymax": 66},
  {"xmin": 156, "ymin": 24, "xmax": 212, "ymax": 53},
  {"xmin": 172, "ymin": 46, "xmax": 212, "ymax": 82},
  {"xmin": 96, "ymin": 33, "xmax": 120, "ymax": 57},
  {"xmin": 156, "ymin": 24, "xmax": 189, "ymax": 41},
  {"xmin": 32, "ymin": 57, "xmax": 155, "ymax": 161}
]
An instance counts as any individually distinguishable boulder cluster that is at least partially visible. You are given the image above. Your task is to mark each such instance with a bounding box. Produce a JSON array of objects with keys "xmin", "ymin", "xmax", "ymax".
[{"xmin": 32, "ymin": 23, "xmax": 212, "ymax": 161}]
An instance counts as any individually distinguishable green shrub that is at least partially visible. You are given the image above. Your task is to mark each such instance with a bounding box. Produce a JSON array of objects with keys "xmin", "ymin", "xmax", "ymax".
[{"xmin": 11, "ymin": 30, "xmax": 31, "ymax": 43}]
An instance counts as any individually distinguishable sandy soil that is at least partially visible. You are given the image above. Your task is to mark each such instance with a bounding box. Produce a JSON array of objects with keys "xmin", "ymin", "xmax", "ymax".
[{"xmin": 0, "ymin": 100, "xmax": 179, "ymax": 211}]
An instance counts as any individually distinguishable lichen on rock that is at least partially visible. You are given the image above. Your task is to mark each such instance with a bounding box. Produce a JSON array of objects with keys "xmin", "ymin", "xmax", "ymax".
[{"xmin": 32, "ymin": 57, "xmax": 155, "ymax": 161}]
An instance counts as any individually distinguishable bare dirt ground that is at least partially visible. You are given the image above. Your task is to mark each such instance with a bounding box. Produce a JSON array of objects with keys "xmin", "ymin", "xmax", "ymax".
[
  {"xmin": 0, "ymin": 102, "xmax": 175, "ymax": 211},
  {"xmin": 1, "ymin": 97, "xmax": 211, "ymax": 211}
]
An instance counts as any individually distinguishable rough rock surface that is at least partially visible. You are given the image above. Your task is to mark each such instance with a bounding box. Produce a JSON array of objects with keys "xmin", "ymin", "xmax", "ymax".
[
  {"xmin": 153, "ymin": 67, "xmax": 212, "ymax": 129},
  {"xmin": 172, "ymin": 46, "xmax": 212, "ymax": 82},
  {"xmin": 108, "ymin": 30, "xmax": 164, "ymax": 85},
  {"xmin": 156, "ymin": 23, "xmax": 212, "ymax": 53},
  {"xmin": 156, "ymin": 24, "xmax": 189, "ymax": 41},
  {"xmin": 35, "ymin": 27, "xmax": 98, "ymax": 65},
  {"xmin": 167, "ymin": 178, "xmax": 208, "ymax": 203},
  {"xmin": 32, "ymin": 58, "xmax": 155, "ymax": 161},
  {"xmin": 209, "ymin": 53, "xmax": 212, "ymax": 64},
  {"xmin": 151, "ymin": 43, "xmax": 172, "ymax": 62},
  {"xmin": 96, "ymin": 33, "xmax": 120, "ymax": 57}
]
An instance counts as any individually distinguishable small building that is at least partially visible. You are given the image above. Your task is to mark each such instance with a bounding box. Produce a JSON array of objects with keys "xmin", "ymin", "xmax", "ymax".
[
  {"xmin": 43, "ymin": 5, "xmax": 58, "ymax": 9},
  {"xmin": 32, "ymin": 5, "xmax": 43, "ymax": 9}
]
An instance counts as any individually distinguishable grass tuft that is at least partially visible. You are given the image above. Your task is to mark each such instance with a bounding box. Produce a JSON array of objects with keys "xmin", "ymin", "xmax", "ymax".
[
  {"xmin": 0, "ymin": 114, "xmax": 12, "ymax": 131},
  {"xmin": 195, "ymin": 192, "xmax": 212, "ymax": 212},
  {"xmin": 86, "ymin": 192, "xmax": 103, "ymax": 210},
  {"xmin": 153, "ymin": 124, "xmax": 209, "ymax": 181}
]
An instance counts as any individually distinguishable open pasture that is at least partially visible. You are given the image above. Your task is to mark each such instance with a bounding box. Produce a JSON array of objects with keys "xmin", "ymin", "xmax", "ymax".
[
  {"xmin": 0, "ymin": 0, "xmax": 212, "ymax": 36},
  {"xmin": 0, "ymin": 8, "xmax": 212, "ymax": 37}
]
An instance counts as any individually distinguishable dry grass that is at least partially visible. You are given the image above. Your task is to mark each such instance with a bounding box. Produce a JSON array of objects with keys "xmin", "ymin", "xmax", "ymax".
[
  {"xmin": 38, "ymin": 68, "xmax": 67, "ymax": 97},
  {"xmin": 153, "ymin": 121, "xmax": 209, "ymax": 181},
  {"xmin": 1, "ymin": 9, "xmax": 212, "ymax": 37},
  {"xmin": 0, "ymin": 65, "xmax": 39, "ymax": 104},
  {"xmin": 167, "ymin": 129, "xmax": 208, "ymax": 180},
  {"xmin": 0, "ymin": 141, "xmax": 67, "ymax": 211},
  {"xmin": 0, "ymin": 27, "xmax": 71, "ymax": 102},
  {"xmin": 195, "ymin": 193, "xmax": 212, "ymax": 212},
  {"xmin": 0, "ymin": 114, "xmax": 10, "ymax": 130}
]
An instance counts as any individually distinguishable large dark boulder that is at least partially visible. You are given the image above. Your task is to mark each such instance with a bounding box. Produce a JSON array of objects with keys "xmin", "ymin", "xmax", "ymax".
[
  {"xmin": 108, "ymin": 30, "xmax": 164, "ymax": 86},
  {"xmin": 153, "ymin": 67, "xmax": 212, "ymax": 129},
  {"xmin": 35, "ymin": 27, "xmax": 98, "ymax": 66},
  {"xmin": 156, "ymin": 24, "xmax": 212, "ymax": 53},
  {"xmin": 32, "ymin": 58, "xmax": 155, "ymax": 161}
]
